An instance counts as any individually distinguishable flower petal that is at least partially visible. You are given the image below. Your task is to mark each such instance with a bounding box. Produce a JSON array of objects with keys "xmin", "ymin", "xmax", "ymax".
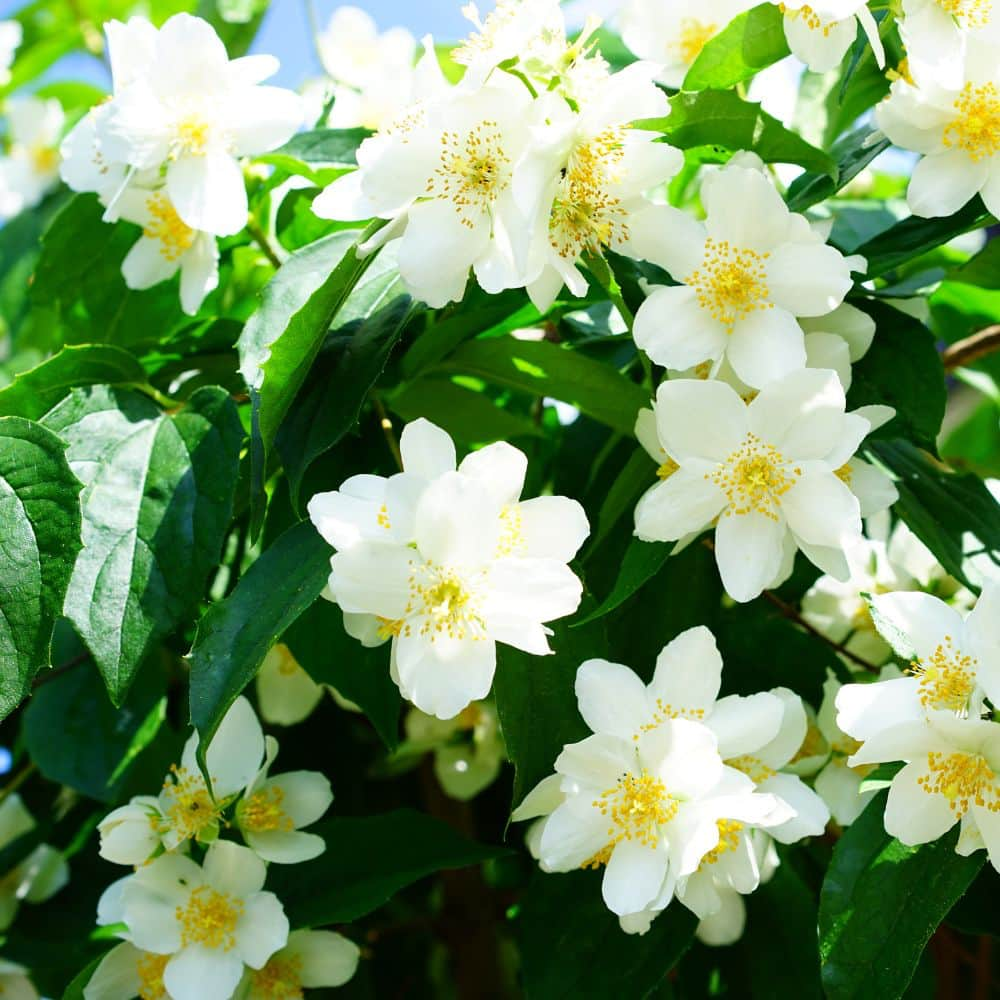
[{"xmin": 575, "ymin": 658, "xmax": 651, "ymax": 740}]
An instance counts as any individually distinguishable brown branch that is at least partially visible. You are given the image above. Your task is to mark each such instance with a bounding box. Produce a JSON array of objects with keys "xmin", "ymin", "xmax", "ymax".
[{"xmin": 943, "ymin": 324, "xmax": 1000, "ymax": 372}]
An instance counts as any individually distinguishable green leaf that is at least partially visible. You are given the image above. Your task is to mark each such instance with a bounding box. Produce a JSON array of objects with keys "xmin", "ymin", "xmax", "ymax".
[
  {"xmin": 868, "ymin": 440, "xmax": 1000, "ymax": 592},
  {"xmin": 41, "ymin": 386, "xmax": 243, "ymax": 704},
  {"xmin": 23, "ymin": 657, "xmax": 165, "ymax": 802},
  {"xmin": 847, "ymin": 301, "xmax": 946, "ymax": 452},
  {"xmin": 588, "ymin": 447, "xmax": 655, "ymax": 550},
  {"xmin": 819, "ymin": 792, "xmax": 983, "ymax": 1000},
  {"xmin": 517, "ymin": 869, "xmax": 696, "ymax": 999},
  {"xmin": 0, "ymin": 417, "xmax": 83, "ymax": 717},
  {"xmin": 267, "ymin": 809, "xmax": 511, "ymax": 927},
  {"xmin": 495, "ymin": 616, "xmax": 605, "ymax": 806},
  {"xmin": 786, "ymin": 129, "xmax": 892, "ymax": 213},
  {"xmin": 259, "ymin": 127, "xmax": 370, "ymax": 175},
  {"xmin": 283, "ymin": 598, "xmax": 402, "ymax": 750},
  {"xmin": 647, "ymin": 90, "xmax": 835, "ymax": 176},
  {"xmin": 439, "ymin": 339, "xmax": 649, "ymax": 436},
  {"xmin": 237, "ymin": 228, "xmax": 382, "ymax": 535},
  {"xmin": 575, "ymin": 538, "xmax": 671, "ymax": 626},
  {"xmin": 389, "ymin": 377, "xmax": 545, "ymax": 444},
  {"xmin": 948, "ymin": 238, "xmax": 1000, "ymax": 290},
  {"xmin": 189, "ymin": 520, "xmax": 333, "ymax": 762},
  {"xmin": 275, "ymin": 294, "xmax": 413, "ymax": 510},
  {"xmin": 61, "ymin": 955, "xmax": 105, "ymax": 1000},
  {"xmin": 683, "ymin": 3, "xmax": 790, "ymax": 91},
  {"xmin": 0, "ymin": 345, "xmax": 146, "ymax": 421}
]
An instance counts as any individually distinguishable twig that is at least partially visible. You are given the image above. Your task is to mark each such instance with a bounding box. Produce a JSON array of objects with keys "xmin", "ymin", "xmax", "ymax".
[
  {"xmin": 246, "ymin": 218, "xmax": 283, "ymax": 270},
  {"xmin": 0, "ymin": 762, "xmax": 37, "ymax": 803},
  {"xmin": 943, "ymin": 324, "xmax": 1000, "ymax": 372},
  {"xmin": 32, "ymin": 651, "xmax": 90, "ymax": 689},
  {"xmin": 373, "ymin": 397, "xmax": 404, "ymax": 471}
]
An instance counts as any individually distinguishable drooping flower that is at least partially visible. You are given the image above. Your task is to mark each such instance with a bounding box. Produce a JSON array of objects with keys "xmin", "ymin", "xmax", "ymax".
[
  {"xmin": 618, "ymin": 0, "xmax": 753, "ymax": 88},
  {"xmin": 117, "ymin": 841, "xmax": 289, "ymax": 1000},
  {"xmin": 633, "ymin": 369, "xmax": 872, "ymax": 602},
  {"xmin": 100, "ymin": 13, "xmax": 303, "ymax": 236},
  {"xmin": 631, "ymin": 161, "xmax": 865, "ymax": 389},
  {"xmin": 236, "ymin": 929, "xmax": 360, "ymax": 999},
  {"xmin": 769, "ymin": 0, "xmax": 885, "ymax": 73},
  {"xmin": 255, "ymin": 643, "xmax": 325, "ymax": 727},
  {"xmin": 0, "ymin": 97, "xmax": 64, "ymax": 220},
  {"xmin": 876, "ymin": 33, "xmax": 1000, "ymax": 218}
]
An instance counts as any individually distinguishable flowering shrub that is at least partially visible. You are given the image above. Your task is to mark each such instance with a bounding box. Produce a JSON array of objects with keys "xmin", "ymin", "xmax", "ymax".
[{"xmin": 0, "ymin": 0, "xmax": 999, "ymax": 997}]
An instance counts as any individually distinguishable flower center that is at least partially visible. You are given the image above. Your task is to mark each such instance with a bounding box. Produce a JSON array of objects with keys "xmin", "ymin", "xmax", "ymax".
[
  {"xmin": 592, "ymin": 769, "xmax": 679, "ymax": 851},
  {"xmin": 173, "ymin": 114, "xmax": 211, "ymax": 157},
  {"xmin": 137, "ymin": 952, "xmax": 169, "ymax": 1000},
  {"xmin": 240, "ymin": 786, "xmax": 294, "ymax": 833},
  {"xmin": 944, "ymin": 83, "xmax": 1000, "ymax": 162},
  {"xmin": 29, "ymin": 144, "xmax": 58, "ymax": 174},
  {"xmin": 376, "ymin": 616, "xmax": 404, "ymax": 640},
  {"xmin": 728, "ymin": 755, "xmax": 777, "ymax": 783},
  {"xmin": 711, "ymin": 434, "xmax": 799, "ymax": 522},
  {"xmin": 686, "ymin": 238, "xmax": 772, "ymax": 330},
  {"xmin": 935, "ymin": 0, "xmax": 991, "ymax": 26},
  {"xmin": 405, "ymin": 564, "xmax": 486, "ymax": 642},
  {"xmin": 429, "ymin": 122, "xmax": 511, "ymax": 226},
  {"xmin": 251, "ymin": 955, "xmax": 305, "ymax": 1000},
  {"xmin": 673, "ymin": 18, "xmax": 718, "ymax": 64},
  {"xmin": 910, "ymin": 637, "xmax": 978, "ymax": 712},
  {"xmin": 176, "ymin": 886, "xmax": 243, "ymax": 951},
  {"xmin": 699, "ymin": 819, "xmax": 744, "ymax": 868},
  {"xmin": 918, "ymin": 751, "xmax": 1000, "ymax": 816},
  {"xmin": 161, "ymin": 765, "xmax": 223, "ymax": 841},
  {"xmin": 144, "ymin": 194, "xmax": 196, "ymax": 262}
]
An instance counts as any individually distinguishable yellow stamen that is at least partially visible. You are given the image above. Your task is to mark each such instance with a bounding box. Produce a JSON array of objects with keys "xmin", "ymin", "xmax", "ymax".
[
  {"xmin": 918, "ymin": 750, "xmax": 1000, "ymax": 816},
  {"xmin": 908, "ymin": 636, "xmax": 978, "ymax": 712},
  {"xmin": 143, "ymin": 194, "xmax": 196, "ymax": 263},
  {"xmin": 251, "ymin": 955, "xmax": 305, "ymax": 999},
  {"xmin": 137, "ymin": 952, "xmax": 169, "ymax": 1000},
  {"xmin": 699, "ymin": 819, "xmax": 744, "ymax": 868},
  {"xmin": 710, "ymin": 434, "xmax": 799, "ymax": 522},
  {"xmin": 673, "ymin": 19, "xmax": 718, "ymax": 65},
  {"xmin": 240, "ymin": 786, "xmax": 293, "ymax": 833},
  {"xmin": 943, "ymin": 83, "xmax": 1000, "ymax": 162},
  {"xmin": 176, "ymin": 886, "xmax": 243, "ymax": 950},
  {"xmin": 686, "ymin": 238, "xmax": 772, "ymax": 330}
]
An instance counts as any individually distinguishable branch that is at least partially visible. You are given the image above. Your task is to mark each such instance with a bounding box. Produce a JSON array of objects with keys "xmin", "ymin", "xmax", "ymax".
[
  {"xmin": 942, "ymin": 324, "xmax": 1000, "ymax": 372},
  {"xmin": 246, "ymin": 218, "xmax": 283, "ymax": 270},
  {"xmin": 32, "ymin": 651, "xmax": 90, "ymax": 689}
]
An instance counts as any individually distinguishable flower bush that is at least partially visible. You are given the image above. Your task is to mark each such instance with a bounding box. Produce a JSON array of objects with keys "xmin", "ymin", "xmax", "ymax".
[{"xmin": 0, "ymin": 0, "xmax": 999, "ymax": 997}]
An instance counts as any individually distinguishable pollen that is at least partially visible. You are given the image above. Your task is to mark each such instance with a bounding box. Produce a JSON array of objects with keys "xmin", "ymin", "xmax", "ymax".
[
  {"xmin": 673, "ymin": 19, "xmax": 717, "ymax": 65},
  {"xmin": 633, "ymin": 697, "xmax": 705, "ymax": 740},
  {"xmin": 161, "ymin": 764, "xmax": 222, "ymax": 840},
  {"xmin": 377, "ymin": 504, "xmax": 391, "ymax": 530},
  {"xmin": 29, "ymin": 144, "xmax": 58, "ymax": 174},
  {"xmin": 918, "ymin": 750, "xmax": 1000, "ymax": 816},
  {"xmin": 496, "ymin": 504, "xmax": 525, "ymax": 557},
  {"xmin": 176, "ymin": 886, "xmax": 243, "ymax": 951},
  {"xmin": 936, "ymin": 0, "xmax": 991, "ymax": 27},
  {"xmin": 686, "ymin": 238, "xmax": 772, "ymax": 330},
  {"xmin": 137, "ymin": 952, "xmax": 169, "ymax": 1000},
  {"xmin": 592, "ymin": 769, "xmax": 679, "ymax": 851},
  {"xmin": 251, "ymin": 955, "xmax": 304, "ymax": 999},
  {"xmin": 835, "ymin": 463, "xmax": 853, "ymax": 486},
  {"xmin": 699, "ymin": 819, "xmax": 744, "ymax": 868},
  {"xmin": 710, "ymin": 434, "xmax": 798, "ymax": 522},
  {"xmin": 144, "ymin": 194, "xmax": 196, "ymax": 263},
  {"xmin": 909, "ymin": 636, "xmax": 978, "ymax": 712},
  {"xmin": 173, "ymin": 115, "xmax": 211, "ymax": 157},
  {"xmin": 778, "ymin": 4, "xmax": 834, "ymax": 34},
  {"xmin": 728, "ymin": 755, "xmax": 777, "ymax": 783},
  {"xmin": 428, "ymin": 122, "xmax": 510, "ymax": 227},
  {"xmin": 943, "ymin": 83, "xmax": 1000, "ymax": 162},
  {"xmin": 240, "ymin": 786, "xmax": 293, "ymax": 833},
  {"xmin": 405, "ymin": 563, "xmax": 486, "ymax": 642},
  {"xmin": 656, "ymin": 457, "xmax": 680, "ymax": 481}
]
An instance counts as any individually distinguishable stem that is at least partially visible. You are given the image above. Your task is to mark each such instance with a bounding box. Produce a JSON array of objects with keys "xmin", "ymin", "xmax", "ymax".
[
  {"xmin": 373, "ymin": 397, "xmax": 404, "ymax": 472},
  {"xmin": 32, "ymin": 651, "xmax": 90, "ymax": 689},
  {"xmin": 584, "ymin": 253, "xmax": 651, "ymax": 388},
  {"xmin": 0, "ymin": 762, "xmax": 37, "ymax": 803},
  {"xmin": 942, "ymin": 324, "xmax": 1000, "ymax": 372},
  {"xmin": 246, "ymin": 217, "xmax": 283, "ymax": 270},
  {"xmin": 501, "ymin": 66, "xmax": 539, "ymax": 100},
  {"xmin": 225, "ymin": 519, "xmax": 251, "ymax": 597}
]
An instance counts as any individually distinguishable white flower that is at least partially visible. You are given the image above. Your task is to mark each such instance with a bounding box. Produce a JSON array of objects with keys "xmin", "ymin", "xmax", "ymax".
[
  {"xmin": 98, "ymin": 696, "xmax": 265, "ymax": 864},
  {"xmin": 404, "ymin": 701, "xmax": 507, "ymax": 800},
  {"xmin": 0, "ymin": 20, "xmax": 21, "ymax": 83},
  {"xmin": 631, "ymin": 163, "xmax": 864, "ymax": 388},
  {"xmin": 101, "ymin": 13, "xmax": 303, "ymax": 236},
  {"xmin": 117, "ymin": 841, "xmax": 289, "ymax": 1000},
  {"xmin": 771, "ymin": 0, "xmax": 884, "ymax": 73},
  {"xmin": 85, "ymin": 942, "xmax": 172, "ymax": 1000},
  {"xmin": 633, "ymin": 369, "xmax": 871, "ymax": 602},
  {"xmin": 876, "ymin": 33, "xmax": 1000, "ymax": 218},
  {"xmin": 0, "ymin": 959, "xmax": 36, "ymax": 1000},
  {"xmin": 255, "ymin": 643, "xmax": 325, "ymax": 726},
  {"xmin": 315, "ymin": 78, "xmax": 533, "ymax": 307},
  {"xmin": 0, "ymin": 795, "xmax": 69, "ymax": 931},
  {"xmin": 0, "ymin": 97, "xmax": 64, "ymax": 220},
  {"xmin": 619, "ymin": 0, "xmax": 753, "ymax": 88},
  {"xmin": 235, "ymin": 737, "xmax": 333, "ymax": 863},
  {"xmin": 115, "ymin": 188, "xmax": 219, "ymax": 315},
  {"xmin": 900, "ymin": 0, "xmax": 995, "ymax": 90},
  {"xmin": 236, "ymin": 929, "xmax": 360, "ymax": 998},
  {"xmin": 516, "ymin": 63, "xmax": 680, "ymax": 311},
  {"xmin": 836, "ymin": 583, "xmax": 1000, "ymax": 738}
]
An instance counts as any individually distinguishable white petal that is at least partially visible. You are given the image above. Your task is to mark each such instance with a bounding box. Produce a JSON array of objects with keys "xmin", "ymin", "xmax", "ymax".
[
  {"xmin": 515, "ymin": 496, "xmax": 590, "ymax": 562},
  {"xmin": 122, "ymin": 237, "xmax": 178, "ymax": 290},
  {"xmin": 415, "ymin": 472, "xmax": 501, "ymax": 567},
  {"xmin": 726, "ymin": 307, "xmax": 807, "ymax": 389},
  {"xmin": 766, "ymin": 242, "xmax": 853, "ymax": 317},
  {"xmin": 203, "ymin": 840, "xmax": 266, "ymax": 897},
  {"xmin": 868, "ymin": 591, "xmax": 965, "ymax": 662},
  {"xmin": 399, "ymin": 418, "xmax": 457, "ymax": 478},
  {"xmin": 748, "ymin": 369, "xmax": 847, "ymax": 459},
  {"xmin": 654, "ymin": 379, "xmax": 748, "ymax": 463},
  {"xmin": 201, "ymin": 696, "xmax": 265, "ymax": 798},
  {"xmin": 814, "ymin": 761, "xmax": 873, "ymax": 826},
  {"xmin": 538, "ymin": 802, "xmax": 614, "ymax": 872},
  {"xmin": 626, "ymin": 204, "xmax": 706, "ymax": 277},
  {"xmin": 884, "ymin": 760, "xmax": 958, "ymax": 844},
  {"xmin": 781, "ymin": 468, "xmax": 861, "ymax": 549},
  {"xmin": 236, "ymin": 892, "xmax": 290, "ymax": 969},
  {"xmin": 709, "ymin": 693, "xmax": 785, "ymax": 759},
  {"xmin": 458, "ymin": 442, "xmax": 527, "ymax": 506},
  {"xmin": 393, "ymin": 632, "xmax": 496, "ymax": 720},
  {"xmin": 703, "ymin": 166, "xmax": 791, "ymax": 252},
  {"xmin": 82, "ymin": 942, "xmax": 143, "ymax": 1000},
  {"xmin": 245, "ymin": 829, "xmax": 327, "ymax": 864},
  {"xmin": 485, "ymin": 557, "xmax": 583, "ymax": 629},
  {"xmin": 695, "ymin": 889, "xmax": 746, "ymax": 946},
  {"xmin": 908, "ymin": 149, "xmax": 988, "ymax": 219},
  {"xmin": 633, "ymin": 473, "xmax": 726, "ymax": 543},
  {"xmin": 649, "ymin": 627, "xmax": 723, "ymax": 716},
  {"xmin": 555, "ymin": 733, "xmax": 632, "ymax": 789},
  {"xmin": 758, "ymin": 772, "xmax": 830, "ymax": 842},
  {"xmin": 575, "ymin": 659, "xmax": 651, "ymax": 740},
  {"xmin": 226, "ymin": 86, "xmax": 303, "ymax": 155},
  {"xmin": 290, "ymin": 929, "xmax": 361, "ymax": 988},
  {"xmin": 178, "ymin": 233, "xmax": 219, "ymax": 315},
  {"xmin": 167, "ymin": 151, "xmax": 249, "ymax": 237},
  {"xmin": 602, "ymin": 840, "xmax": 668, "ymax": 916},
  {"xmin": 634, "ymin": 285, "xmax": 726, "ymax": 371},
  {"xmin": 164, "ymin": 946, "xmax": 243, "ymax": 1000},
  {"xmin": 715, "ymin": 510, "xmax": 788, "ymax": 604},
  {"xmin": 327, "ymin": 542, "xmax": 412, "ymax": 619}
]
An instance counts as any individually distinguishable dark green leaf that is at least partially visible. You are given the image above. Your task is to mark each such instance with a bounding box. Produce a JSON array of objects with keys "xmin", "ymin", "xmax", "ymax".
[
  {"xmin": 61, "ymin": 955, "xmax": 105, "ymax": 1000},
  {"xmin": 268, "ymin": 809, "xmax": 511, "ymax": 926},
  {"xmin": 868, "ymin": 440, "xmax": 1000, "ymax": 592},
  {"xmin": 786, "ymin": 129, "xmax": 892, "ymax": 213},
  {"xmin": 0, "ymin": 345, "xmax": 146, "ymax": 421},
  {"xmin": 684, "ymin": 4, "xmax": 790, "ymax": 91},
  {"xmin": 0, "ymin": 417, "xmax": 83, "ymax": 717},
  {"xmin": 847, "ymin": 301, "xmax": 946, "ymax": 452},
  {"xmin": 575, "ymin": 538, "xmax": 671, "ymax": 626},
  {"xmin": 41, "ymin": 386, "xmax": 242, "ymax": 704},
  {"xmin": 189, "ymin": 521, "xmax": 333, "ymax": 762},
  {"xmin": 261, "ymin": 127, "xmax": 370, "ymax": 171},
  {"xmin": 439, "ymin": 338, "xmax": 649, "ymax": 436},
  {"xmin": 948, "ymin": 239, "xmax": 1000, "ymax": 290},
  {"xmin": 819, "ymin": 792, "xmax": 983, "ymax": 1000},
  {"xmin": 517, "ymin": 869, "xmax": 696, "ymax": 999}
]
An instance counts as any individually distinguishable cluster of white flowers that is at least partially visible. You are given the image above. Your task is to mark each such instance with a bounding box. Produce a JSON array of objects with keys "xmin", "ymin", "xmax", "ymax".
[
  {"xmin": 308, "ymin": 417, "xmax": 589, "ymax": 720},
  {"xmin": 58, "ymin": 13, "xmax": 303, "ymax": 314},
  {"xmin": 513, "ymin": 627, "xmax": 829, "ymax": 942},
  {"xmin": 0, "ymin": 97, "xmax": 64, "ymax": 220},
  {"xmin": 85, "ymin": 697, "xmax": 356, "ymax": 1000}
]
